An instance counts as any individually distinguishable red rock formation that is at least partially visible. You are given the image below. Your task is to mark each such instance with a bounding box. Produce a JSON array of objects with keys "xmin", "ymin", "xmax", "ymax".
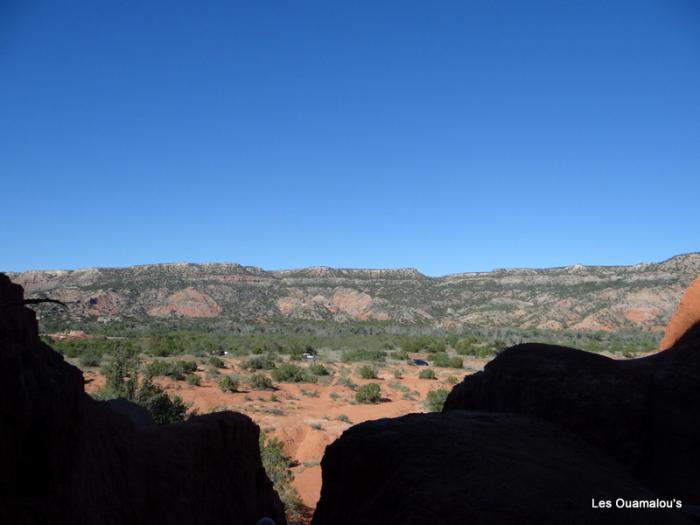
[
  {"xmin": 148, "ymin": 287, "xmax": 221, "ymax": 317},
  {"xmin": 0, "ymin": 274, "xmax": 284, "ymax": 525},
  {"xmin": 659, "ymin": 275, "xmax": 700, "ymax": 350}
]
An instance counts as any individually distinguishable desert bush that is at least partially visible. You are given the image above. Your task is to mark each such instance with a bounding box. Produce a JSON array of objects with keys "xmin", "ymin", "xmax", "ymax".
[
  {"xmin": 393, "ymin": 368, "xmax": 404, "ymax": 379},
  {"xmin": 418, "ymin": 368, "xmax": 437, "ymax": 380},
  {"xmin": 271, "ymin": 363, "xmax": 317, "ymax": 383},
  {"xmin": 357, "ymin": 365, "xmax": 378, "ymax": 379},
  {"xmin": 259, "ymin": 433, "xmax": 303, "ymax": 519},
  {"xmin": 335, "ymin": 414, "xmax": 351, "ymax": 423},
  {"xmin": 445, "ymin": 375, "xmax": 459, "ymax": 385},
  {"xmin": 250, "ymin": 373, "xmax": 275, "ymax": 390},
  {"xmin": 143, "ymin": 360, "xmax": 197, "ymax": 380},
  {"xmin": 424, "ymin": 388, "xmax": 449, "ymax": 412},
  {"xmin": 342, "ymin": 349, "xmax": 386, "ymax": 362},
  {"xmin": 399, "ymin": 336, "xmax": 446, "ymax": 354},
  {"xmin": 186, "ymin": 374, "xmax": 201, "ymax": 386},
  {"xmin": 433, "ymin": 353, "xmax": 463, "ymax": 369},
  {"xmin": 79, "ymin": 349, "xmax": 102, "ymax": 367},
  {"xmin": 241, "ymin": 355, "xmax": 277, "ymax": 370},
  {"xmin": 355, "ymin": 383, "xmax": 381, "ymax": 404},
  {"xmin": 101, "ymin": 346, "xmax": 141, "ymax": 400},
  {"xmin": 218, "ymin": 375, "xmax": 239, "ymax": 393},
  {"xmin": 337, "ymin": 376, "xmax": 357, "ymax": 390},
  {"xmin": 208, "ymin": 356, "xmax": 225, "ymax": 368},
  {"xmin": 390, "ymin": 350, "xmax": 409, "ymax": 361},
  {"xmin": 308, "ymin": 362, "xmax": 329, "ymax": 376},
  {"xmin": 136, "ymin": 377, "xmax": 188, "ymax": 424}
]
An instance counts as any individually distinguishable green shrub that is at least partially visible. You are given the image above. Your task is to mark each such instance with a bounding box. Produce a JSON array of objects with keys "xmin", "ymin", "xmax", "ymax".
[
  {"xmin": 431, "ymin": 353, "xmax": 462, "ymax": 368},
  {"xmin": 424, "ymin": 388, "xmax": 449, "ymax": 412},
  {"xmin": 418, "ymin": 368, "xmax": 437, "ymax": 380},
  {"xmin": 308, "ymin": 362, "xmax": 329, "ymax": 376},
  {"xmin": 101, "ymin": 346, "xmax": 141, "ymax": 400},
  {"xmin": 337, "ymin": 376, "xmax": 357, "ymax": 390},
  {"xmin": 271, "ymin": 363, "xmax": 317, "ymax": 383},
  {"xmin": 242, "ymin": 355, "xmax": 277, "ymax": 370},
  {"xmin": 208, "ymin": 356, "xmax": 226, "ymax": 368},
  {"xmin": 79, "ymin": 349, "xmax": 102, "ymax": 367},
  {"xmin": 136, "ymin": 377, "xmax": 188, "ymax": 424},
  {"xmin": 143, "ymin": 360, "xmax": 197, "ymax": 381},
  {"xmin": 445, "ymin": 375, "xmax": 459, "ymax": 385},
  {"xmin": 355, "ymin": 383, "xmax": 381, "ymax": 404},
  {"xmin": 357, "ymin": 365, "xmax": 378, "ymax": 379},
  {"xmin": 393, "ymin": 368, "xmax": 404, "ymax": 379},
  {"xmin": 186, "ymin": 374, "xmax": 201, "ymax": 386},
  {"xmin": 335, "ymin": 414, "xmax": 351, "ymax": 423},
  {"xmin": 259, "ymin": 433, "xmax": 303, "ymax": 518},
  {"xmin": 432, "ymin": 352, "xmax": 451, "ymax": 367},
  {"xmin": 218, "ymin": 375, "xmax": 239, "ymax": 393},
  {"xmin": 250, "ymin": 373, "xmax": 274, "ymax": 390},
  {"xmin": 342, "ymin": 349, "xmax": 386, "ymax": 362},
  {"xmin": 448, "ymin": 356, "xmax": 463, "ymax": 369}
]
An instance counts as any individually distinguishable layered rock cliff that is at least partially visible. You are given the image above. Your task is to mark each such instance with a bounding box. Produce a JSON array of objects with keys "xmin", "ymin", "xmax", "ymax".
[{"xmin": 7, "ymin": 252, "xmax": 700, "ymax": 331}]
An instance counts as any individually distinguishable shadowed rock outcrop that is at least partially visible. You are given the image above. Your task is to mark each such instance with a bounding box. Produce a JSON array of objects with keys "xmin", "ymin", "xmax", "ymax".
[
  {"xmin": 312, "ymin": 411, "xmax": 689, "ymax": 525},
  {"xmin": 443, "ymin": 328, "xmax": 700, "ymax": 503},
  {"xmin": 0, "ymin": 274, "xmax": 285, "ymax": 525}
]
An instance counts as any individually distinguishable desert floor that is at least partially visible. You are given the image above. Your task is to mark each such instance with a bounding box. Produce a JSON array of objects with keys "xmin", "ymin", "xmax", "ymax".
[{"xmin": 83, "ymin": 355, "xmax": 489, "ymax": 510}]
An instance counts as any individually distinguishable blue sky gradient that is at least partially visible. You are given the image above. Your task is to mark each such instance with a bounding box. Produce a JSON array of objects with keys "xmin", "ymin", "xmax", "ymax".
[{"xmin": 2, "ymin": 0, "xmax": 699, "ymax": 275}]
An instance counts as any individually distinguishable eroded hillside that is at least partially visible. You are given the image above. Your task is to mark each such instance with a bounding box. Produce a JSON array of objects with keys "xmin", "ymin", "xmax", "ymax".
[{"xmin": 7, "ymin": 253, "xmax": 700, "ymax": 332}]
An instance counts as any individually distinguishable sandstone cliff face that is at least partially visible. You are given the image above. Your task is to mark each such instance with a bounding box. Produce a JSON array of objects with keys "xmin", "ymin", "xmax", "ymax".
[
  {"xmin": 659, "ymin": 276, "xmax": 700, "ymax": 350},
  {"xmin": 0, "ymin": 274, "xmax": 285, "ymax": 525},
  {"xmin": 312, "ymin": 412, "xmax": 689, "ymax": 525},
  {"xmin": 7, "ymin": 253, "xmax": 700, "ymax": 330},
  {"xmin": 443, "ymin": 331, "xmax": 700, "ymax": 503}
]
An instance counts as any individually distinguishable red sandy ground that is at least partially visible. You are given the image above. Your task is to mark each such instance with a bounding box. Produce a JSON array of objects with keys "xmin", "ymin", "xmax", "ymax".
[{"xmin": 83, "ymin": 357, "xmax": 486, "ymax": 510}]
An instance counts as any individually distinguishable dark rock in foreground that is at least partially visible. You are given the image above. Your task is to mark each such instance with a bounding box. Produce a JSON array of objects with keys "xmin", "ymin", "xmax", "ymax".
[
  {"xmin": 443, "ymin": 329, "xmax": 700, "ymax": 503},
  {"xmin": 312, "ymin": 411, "xmax": 689, "ymax": 525},
  {"xmin": 0, "ymin": 274, "xmax": 286, "ymax": 525}
]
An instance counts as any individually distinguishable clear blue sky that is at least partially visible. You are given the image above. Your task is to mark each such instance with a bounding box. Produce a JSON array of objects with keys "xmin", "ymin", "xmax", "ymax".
[{"xmin": 2, "ymin": 0, "xmax": 699, "ymax": 276}]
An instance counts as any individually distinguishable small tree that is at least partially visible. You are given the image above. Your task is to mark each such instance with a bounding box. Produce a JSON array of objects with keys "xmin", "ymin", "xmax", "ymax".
[
  {"xmin": 136, "ymin": 377, "xmax": 188, "ymax": 424},
  {"xmin": 101, "ymin": 345, "xmax": 141, "ymax": 400}
]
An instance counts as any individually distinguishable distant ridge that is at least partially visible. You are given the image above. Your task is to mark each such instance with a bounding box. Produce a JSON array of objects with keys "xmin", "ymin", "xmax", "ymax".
[{"xmin": 6, "ymin": 252, "xmax": 700, "ymax": 332}]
